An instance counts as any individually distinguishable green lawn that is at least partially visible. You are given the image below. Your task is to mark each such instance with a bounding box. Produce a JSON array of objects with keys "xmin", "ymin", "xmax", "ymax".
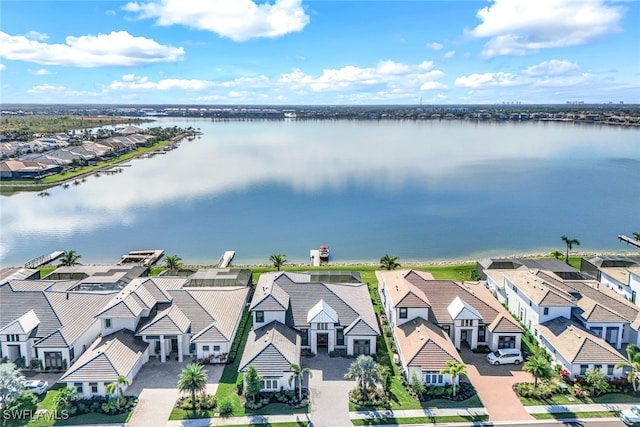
[
  {"xmin": 532, "ymin": 411, "xmax": 620, "ymax": 420},
  {"xmin": 20, "ymin": 388, "xmax": 132, "ymax": 427},
  {"xmin": 520, "ymin": 391, "xmax": 640, "ymax": 406},
  {"xmin": 351, "ymin": 414, "xmax": 489, "ymax": 425}
]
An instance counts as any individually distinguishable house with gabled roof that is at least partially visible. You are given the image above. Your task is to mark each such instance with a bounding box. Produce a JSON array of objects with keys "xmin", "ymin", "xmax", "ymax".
[
  {"xmin": 377, "ymin": 269, "xmax": 523, "ymax": 386},
  {"xmin": 239, "ymin": 322, "xmax": 301, "ymax": 391},
  {"xmin": 536, "ymin": 317, "xmax": 627, "ymax": 378},
  {"xmin": 242, "ymin": 271, "xmax": 379, "ymax": 391}
]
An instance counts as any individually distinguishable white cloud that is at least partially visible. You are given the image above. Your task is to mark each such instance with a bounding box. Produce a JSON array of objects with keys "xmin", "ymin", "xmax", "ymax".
[
  {"xmin": 522, "ymin": 59, "xmax": 580, "ymax": 76},
  {"xmin": 0, "ymin": 31, "xmax": 184, "ymax": 67},
  {"xmin": 455, "ymin": 72, "xmax": 520, "ymax": 88},
  {"xmin": 30, "ymin": 68, "xmax": 51, "ymax": 75},
  {"xmin": 0, "ymin": 64, "xmax": 5, "ymax": 71},
  {"xmin": 469, "ymin": 0, "xmax": 624, "ymax": 58},
  {"xmin": 443, "ymin": 50, "xmax": 456, "ymax": 59},
  {"xmin": 123, "ymin": 0, "xmax": 309, "ymax": 42},
  {"xmin": 27, "ymin": 84, "xmax": 68, "ymax": 93},
  {"xmin": 426, "ymin": 42, "xmax": 443, "ymax": 50},
  {"xmin": 455, "ymin": 59, "xmax": 591, "ymax": 89},
  {"xmin": 25, "ymin": 30, "xmax": 49, "ymax": 41}
]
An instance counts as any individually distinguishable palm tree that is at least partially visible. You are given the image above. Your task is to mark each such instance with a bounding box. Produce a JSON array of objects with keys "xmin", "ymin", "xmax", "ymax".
[
  {"xmin": 439, "ymin": 360, "xmax": 467, "ymax": 397},
  {"xmin": 549, "ymin": 250, "xmax": 563, "ymax": 260},
  {"xmin": 633, "ymin": 232, "xmax": 640, "ymax": 241},
  {"xmin": 177, "ymin": 363, "xmax": 207, "ymax": 410},
  {"xmin": 269, "ymin": 253, "xmax": 287, "ymax": 271},
  {"xmin": 523, "ymin": 354, "xmax": 554, "ymax": 389},
  {"xmin": 288, "ymin": 363, "xmax": 312, "ymax": 401},
  {"xmin": 379, "ymin": 254, "xmax": 401, "ymax": 270},
  {"xmin": 615, "ymin": 344, "xmax": 640, "ymax": 392},
  {"xmin": 106, "ymin": 375, "xmax": 130, "ymax": 409},
  {"xmin": 164, "ymin": 254, "xmax": 183, "ymax": 270},
  {"xmin": 560, "ymin": 235, "xmax": 580, "ymax": 264},
  {"xmin": 59, "ymin": 250, "xmax": 81, "ymax": 266},
  {"xmin": 344, "ymin": 355, "xmax": 381, "ymax": 396}
]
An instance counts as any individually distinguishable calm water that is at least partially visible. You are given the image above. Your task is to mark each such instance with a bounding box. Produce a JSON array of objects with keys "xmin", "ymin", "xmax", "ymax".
[{"xmin": 1, "ymin": 119, "xmax": 638, "ymax": 267}]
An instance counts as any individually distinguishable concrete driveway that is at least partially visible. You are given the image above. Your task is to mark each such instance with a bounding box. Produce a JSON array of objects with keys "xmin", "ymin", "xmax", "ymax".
[
  {"xmin": 126, "ymin": 360, "xmax": 223, "ymax": 427},
  {"xmin": 303, "ymin": 353, "xmax": 355, "ymax": 427},
  {"xmin": 460, "ymin": 348, "xmax": 533, "ymax": 422}
]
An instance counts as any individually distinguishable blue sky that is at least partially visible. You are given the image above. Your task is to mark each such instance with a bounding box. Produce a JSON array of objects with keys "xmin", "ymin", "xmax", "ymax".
[{"xmin": 1, "ymin": 0, "xmax": 639, "ymax": 105}]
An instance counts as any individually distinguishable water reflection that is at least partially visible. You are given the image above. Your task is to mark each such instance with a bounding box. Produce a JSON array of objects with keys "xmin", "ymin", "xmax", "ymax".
[{"xmin": 1, "ymin": 120, "xmax": 638, "ymax": 265}]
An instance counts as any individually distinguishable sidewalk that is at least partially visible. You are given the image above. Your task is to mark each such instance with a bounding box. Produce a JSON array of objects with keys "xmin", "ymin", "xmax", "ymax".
[
  {"xmin": 350, "ymin": 407, "xmax": 488, "ymax": 420},
  {"xmin": 165, "ymin": 413, "xmax": 311, "ymax": 427},
  {"xmin": 525, "ymin": 402, "xmax": 637, "ymax": 414}
]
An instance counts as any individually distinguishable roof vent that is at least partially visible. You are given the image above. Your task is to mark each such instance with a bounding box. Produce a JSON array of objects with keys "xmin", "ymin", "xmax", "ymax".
[{"xmin": 419, "ymin": 335, "xmax": 424, "ymax": 340}]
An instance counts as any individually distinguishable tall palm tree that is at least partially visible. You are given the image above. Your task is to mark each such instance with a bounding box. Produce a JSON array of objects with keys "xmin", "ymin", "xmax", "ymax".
[
  {"xmin": 177, "ymin": 363, "xmax": 207, "ymax": 410},
  {"xmin": 269, "ymin": 253, "xmax": 287, "ymax": 271},
  {"xmin": 344, "ymin": 355, "xmax": 381, "ymax": 396},
  {"xmin": 615, "ymin": 344, "xmax": 640, "ymax": 392},
  {"xmin": 560, "ymin": 235, "xmax": 580, "ymax": 264},
  {"xmin": 164, "ymin": 254, "xmax": 183, "ymax": 270},
  {"xmin": 59, "ymin": 250, "xmax": 81, "ymax": 266},
  {"xmin": 288, "ymin": 363, "xmax": 312, "ymax": 401},
  {"xmin": 523, "ymin": 355, "xmax": 554, "ymax": 389},
  {"xmin": 549, "ymin": 250, "xmax": 563, "ymax": 260},
  {"xmin": 379, "ymin": 254, "xmax": 401, "ymax": 270},
  {"xmin": 439, "ymin": 360, "xmax": 467, "ymax": 397},
  {"xmin": 106, "ymin": 375, "xmax": 130, "ymax": 409}
]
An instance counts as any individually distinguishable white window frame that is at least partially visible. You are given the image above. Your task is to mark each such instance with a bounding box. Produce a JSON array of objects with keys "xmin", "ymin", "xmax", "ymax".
[{"xmin": 424, "ymin": 371, "xmax": 444, "ymax": 385}]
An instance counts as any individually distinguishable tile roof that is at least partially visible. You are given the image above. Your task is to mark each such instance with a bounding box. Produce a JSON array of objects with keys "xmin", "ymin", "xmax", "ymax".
[
  {"xmin": 239, "ymin": 321, "xmax": 301, "ymax": 376},
  {"xmin": 447, "ymin": 296, "xmax": 482, "ymax": 320},
  {"xmin": 137, "ymin": 305, "xmax": 191, "ymax": 335},
  {"xmin": 0, "ymin": 310, "xmax": 40, "ymax": 335},
  {"xmin": 0, "ymin": 268, "xmax": 39, "ymax": 282},
  {"xmin": 394, "ymin": 317, "xmax": 462, "ymax": 371},
  {"xmin": 0, "ymin": 283, "xmax": 62, "ymax": 338},
  {"xmin": 502, "ymin": 270, "xmax": 576, "ymax": 306},
  {"xmin": 344, "ymin": 318, "xmax": 378, "ymax": 336},
  {"xmin": 251, "ymin": 283, "xmax": 289, "ymax": 311},
  {"xmin": 537, "ymin": 318, "xmax": 627, "ymax": 365},
  {"xmin": 488, "ymin": 314, "xmax": 523, "ymax": 333},
  {"xmin": 170, "ymin": 287, "xmax": 249, "ymax": 341},
  {"xmin": 377, "ymin": 270, "xmax": 431, "ymax": 308},
  {"xmin": 251, "ymin": 274, "xmax": 379, "ymax": 335},
  {"xmin": 60, "ymin": 330, "xmax": 148, "ymax": 383}
]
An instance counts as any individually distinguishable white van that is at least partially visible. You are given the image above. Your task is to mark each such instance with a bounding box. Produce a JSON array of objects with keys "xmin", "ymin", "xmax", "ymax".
[{"xmin": 486, "ymin": 349, "xmax": 522, "ymax": 365}]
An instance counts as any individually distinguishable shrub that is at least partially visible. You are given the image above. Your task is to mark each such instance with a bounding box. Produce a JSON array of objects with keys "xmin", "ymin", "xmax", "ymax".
[
  {"xmin": 329, "ymin": 349, "xmax": 348, "ymax": 358},
  {"xmin": 348, "ymin": 387, "xmax": 388, "ymax": 406},
  {"xmin": 559, "ymin": 369, "xmax": 571, "ymax": 383},
  {"xmin": 218, "ymin": 398, "xmax": 234, "ymax": 416},
  {"xmin": 29, "ymin": 359, "xmax": 42, "ymax": 370},
  {"xmin": 512, "ymin": 382, "xmax": 557, "ymax": 399},
  {"xmin": 584, "ymin": 368, "xmax": 610, "ymax": 397},
  {"xmin": 573, "ymin": 386, "xmax": 586, "ymax": 398}
]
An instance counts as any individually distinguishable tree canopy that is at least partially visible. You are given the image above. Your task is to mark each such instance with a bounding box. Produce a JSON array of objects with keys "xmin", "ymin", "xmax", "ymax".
[
  {"xmin": 379, "ymin": 254, "xmax": 401, "ymax": 270},
  {"xmin": 269, "ymin": 253, "xmax": 287, "ymax": 271}
]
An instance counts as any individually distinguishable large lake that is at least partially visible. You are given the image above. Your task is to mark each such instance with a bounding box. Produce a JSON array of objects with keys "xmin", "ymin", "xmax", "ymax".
[{"xmin": 1, "ymin": 118, "xmax": 638, "ymax": 267}]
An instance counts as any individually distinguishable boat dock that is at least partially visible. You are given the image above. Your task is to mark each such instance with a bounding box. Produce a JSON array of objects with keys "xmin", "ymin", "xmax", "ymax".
[
  {"xmin": 119, "ymin": 249, "xmax": 165, "ymax": 265},
  {"xmin": 618, "ymin": 234, "xmax": 640, "ymax": 249},
  {"xmin": 217, "ymin": 251, "xmax": 235, "ymax": 268},
  {"xmin": 25, "ymin": 251, "xmax": 64, "ymax": 268}
]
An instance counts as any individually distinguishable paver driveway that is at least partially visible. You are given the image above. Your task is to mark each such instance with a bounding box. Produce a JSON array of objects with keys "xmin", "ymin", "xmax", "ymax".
[
  {"xmin": 461, "ymin": 348, "xmax": 533, "ymax": 422},
  {"xmin": 126, "ymin": 360, "xmax": 223, "ymax": 427},
  {"xmin": 303, "ymin": 352, "xmax": 355, "ymax": 427}
]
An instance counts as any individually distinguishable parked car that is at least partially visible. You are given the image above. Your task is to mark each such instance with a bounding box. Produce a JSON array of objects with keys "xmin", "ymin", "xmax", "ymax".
[
  {"xmin": 22, "ymin": 380, "xmax": 48, "ymax": 395},
  {"xmin": 486, "ymin": 349, "xmax": 523, "ymax": 365},
  {"xmin": 620, "ymin": 406, "xmax": 640, "ymax": 426}
]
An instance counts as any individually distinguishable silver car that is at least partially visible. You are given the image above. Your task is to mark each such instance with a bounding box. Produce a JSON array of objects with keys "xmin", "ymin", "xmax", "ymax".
[
  {"xmin": 620, "ymin": 406, "xmax": 640, "ymax": 426},
  {"xmin": 23, "ymin": 380, "xmax": 49, "ymax": 395}
]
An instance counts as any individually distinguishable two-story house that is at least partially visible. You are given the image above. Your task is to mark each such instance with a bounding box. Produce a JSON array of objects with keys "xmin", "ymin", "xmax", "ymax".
[
  {"xmin": 240, "ymin": 272, "xmax": 379, "ymax": 391},
  {"xmin": 377, "ymin": 269, "xmax": 522, "ymax": 386}
]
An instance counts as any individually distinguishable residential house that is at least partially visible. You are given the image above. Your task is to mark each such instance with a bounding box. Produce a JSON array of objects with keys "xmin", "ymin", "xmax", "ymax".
[
  {"xmin": 241, "ymin": 271, "xmax": 379, "ymax": 391},
  {"xmin": 376, "ymin": 269, "xmax": 523, "ymax": 385}
]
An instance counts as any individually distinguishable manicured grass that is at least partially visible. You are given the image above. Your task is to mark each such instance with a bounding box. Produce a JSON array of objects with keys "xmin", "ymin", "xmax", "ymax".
[
  {"xmin": 38, "ymin": 267, "xmax": 57, "ymax": 278},
  {"xmin": 22, "ymin": 388, "xmax": 132, "ymax": 427},
  {"xmin": 351, "ymin": 414, "xmax": 489, "ymax": 425},
  {"xmin": 520, "ymin": 391, "xmax": 640, "ymax": 406},
  {"xmin": 168, "ymin": 408, "xmax": 216, "ymax": 420},
  {"xmin": 532, "ymin": 411, "xmax": 620, "ymax": 420}
]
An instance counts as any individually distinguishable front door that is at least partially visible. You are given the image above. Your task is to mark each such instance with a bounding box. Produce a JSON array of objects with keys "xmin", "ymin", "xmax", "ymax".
[
  {"xmin": 317, "ymin": 333, "xmax": 329, "ymax": 350},
  {"xmin": 354, "ymin": 340, "xmax": 370, "ymax": 355},
  {"xmin": 460, "ymin": 330, "xmax": 469, "ymax": 347}
]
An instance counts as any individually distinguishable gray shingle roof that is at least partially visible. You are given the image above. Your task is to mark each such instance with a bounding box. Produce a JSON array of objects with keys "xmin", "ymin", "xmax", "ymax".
[
  {"xmin": 137, "ymin": 305, "xmax": 191, "ymax": 335},
  {"xmin": 0, "ymin": 282, "xmax": 62, "ymax": 338},
  {"xmin": 239, "ymin": 321, "xmax": 300, "ymax": 376},
  {"xmin": 251, "ymin": 283, "xmax": 290, "ymax": 311},
  {"xmin": 60, "ymin": 330, "xmax": 148, "ymax": 382}
]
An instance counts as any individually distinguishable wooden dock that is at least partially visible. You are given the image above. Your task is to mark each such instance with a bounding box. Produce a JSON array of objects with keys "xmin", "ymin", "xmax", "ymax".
[
  {"xmin": 217, "ymin": 251, "xmax": 235, "ymax": 268},
  {"xmin": 25, "ymin": 251, "xmax": 64, "ymax": 268},
  {"xmin": 120, "ymin": 249, "xmax": 165, "ymax": 265},
  {"xmin": 618, "ymin": 234, "xmax": 640, "ymax": 249}
]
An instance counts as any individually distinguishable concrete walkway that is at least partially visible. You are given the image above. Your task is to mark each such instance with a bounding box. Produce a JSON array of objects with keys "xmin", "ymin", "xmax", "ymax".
[
  {"xmin": 165, "ymin": 413, "xmax": 310, "ymax": 426},
  {"xmin": 350, "ymin": 406, "xmax": 488, "ymax": 420},
  {"xmin": 525, "ymin": 402, "xmax": 637, "ymax": 414},
  {"xmin": 304, "ymin": 353, "xmax": 355, "ymax": 427}
]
